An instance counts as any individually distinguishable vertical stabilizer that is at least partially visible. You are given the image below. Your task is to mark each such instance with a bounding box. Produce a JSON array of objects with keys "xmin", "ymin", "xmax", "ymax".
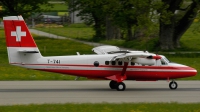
[{"xmin": 3, "ymin": 16, "xmax": 42, "ymax": 65}]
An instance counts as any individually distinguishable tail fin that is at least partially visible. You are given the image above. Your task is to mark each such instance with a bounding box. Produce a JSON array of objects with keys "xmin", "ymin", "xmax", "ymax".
[{"xmin": 3, "ymin": 16, "xmax": 42, "ymax": 65}]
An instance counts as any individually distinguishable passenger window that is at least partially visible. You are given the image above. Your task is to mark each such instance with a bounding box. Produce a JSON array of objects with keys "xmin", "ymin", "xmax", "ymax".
[
  {"xmin": 111, "ymin": 61, "xmax": 116, "ymax": 65},
  {"xmin": 131, "ymin": 62, "xmax": 135, "ymax": 65},
  {"xmin": 105, "ymin": 61, "xmax": 109, "ymax": 65},
  {"xmin": 118, "ymin": 61, "xmax": 122, "ymax": 65}
]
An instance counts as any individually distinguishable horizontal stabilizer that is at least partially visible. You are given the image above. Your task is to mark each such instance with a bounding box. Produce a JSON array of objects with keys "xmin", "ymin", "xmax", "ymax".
[{"xmin": 18, "ymin": 50, "xmax": 39, "ymax": 53}]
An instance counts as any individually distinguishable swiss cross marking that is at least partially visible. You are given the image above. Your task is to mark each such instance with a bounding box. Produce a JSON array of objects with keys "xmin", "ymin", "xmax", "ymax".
[{"xmin": 11, "ymin": 26, "xmax": 26, "ymax": 42}]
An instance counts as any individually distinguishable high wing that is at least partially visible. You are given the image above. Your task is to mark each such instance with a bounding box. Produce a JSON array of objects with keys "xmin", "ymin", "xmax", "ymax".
[
  {"xmin": 92, "ymin": 45, "xmax": 161, "ymax": 65},
  {"xmin": 92, "ymin": 45, "xmax": 121, "ymax": 54},
  {"xmin": 110, "ymin": 52, "xmax": 151, "ymax": 61}
]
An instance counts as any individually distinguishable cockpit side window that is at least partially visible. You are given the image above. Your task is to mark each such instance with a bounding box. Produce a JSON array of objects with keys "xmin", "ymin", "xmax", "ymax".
[
  {"xmin": 161, "ymin": 58, "xmax": 168, "ymax": 65},
  {"xmin": 161, "ymin": 59, "xmax": 166, "ymax": 65}
]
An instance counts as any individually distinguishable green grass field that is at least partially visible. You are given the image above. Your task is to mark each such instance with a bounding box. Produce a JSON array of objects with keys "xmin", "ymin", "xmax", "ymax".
[
  {"xmin": 0, "ymin": 103, "xmax": 200, "ymax": 112},
  {"xmin": 41, "ymin": 2, "xmax": 68, "ymax": 12},
  {"xmin": 36, "ymin": 24, "xmax": 94, "ymax": 40}
]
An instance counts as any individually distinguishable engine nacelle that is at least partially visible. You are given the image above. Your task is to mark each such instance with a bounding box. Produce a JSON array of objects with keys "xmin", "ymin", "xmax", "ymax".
[{"xmin": 132, "ymin": 58, "xmax": 155, "ymax": 65}]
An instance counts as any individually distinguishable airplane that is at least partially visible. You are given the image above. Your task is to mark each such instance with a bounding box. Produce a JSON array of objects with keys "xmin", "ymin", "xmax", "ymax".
[{"xmin": 3, "ymin": 16, "xmax": 197, "ymax": 91}]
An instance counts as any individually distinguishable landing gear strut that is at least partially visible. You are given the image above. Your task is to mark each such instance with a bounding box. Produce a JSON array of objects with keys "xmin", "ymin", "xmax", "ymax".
[
  {"xmin": 108, "ymin": 62, "xmax": 128, "ymax": 91},
  {"xmin": 109, "ymin": 80, "xmax": 126, "ymax": 91},
  {"xmin": 169, "ymin": 80, "xmax": 178, "ymax": 90}
]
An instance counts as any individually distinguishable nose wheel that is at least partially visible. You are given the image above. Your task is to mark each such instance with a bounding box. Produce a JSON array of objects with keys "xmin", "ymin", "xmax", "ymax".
[
  {"xmin": 109, "ymin": 80, "xmax": 126, "ymax": 91},
  {"xmin": 169, "ymin": 80, "xmax": 178, "ymax": 90}
]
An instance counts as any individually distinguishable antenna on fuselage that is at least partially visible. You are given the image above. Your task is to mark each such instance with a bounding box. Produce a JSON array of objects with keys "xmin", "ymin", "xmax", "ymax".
[{"xmin": 76, "ymin": 52, "xmax": 80, "ymax": 55}]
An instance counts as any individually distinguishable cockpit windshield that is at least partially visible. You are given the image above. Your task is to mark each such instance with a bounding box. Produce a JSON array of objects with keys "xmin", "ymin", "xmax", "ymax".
[
  {"xmin": 163, "ymin": 56, "xmax": 170, "ymax": 63},
  {"xmin": 160, "ymin": 56, "xmax": 170, "ymax": 65}
]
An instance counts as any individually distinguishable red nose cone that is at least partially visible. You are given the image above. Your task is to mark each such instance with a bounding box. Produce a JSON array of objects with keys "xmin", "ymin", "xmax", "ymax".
[{"xmin": 190, "ymin": 67, "xmax": 197, "ymax": 77}]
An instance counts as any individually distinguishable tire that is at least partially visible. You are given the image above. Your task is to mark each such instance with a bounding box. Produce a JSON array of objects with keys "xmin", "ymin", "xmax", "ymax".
[
  {"xmin": 169, "ymin": 81, "xmax": 178, "ymax": 90},
  {"xmin": 109, "ymin": 80, "xmax": 117, "ymax": 89},
  {"xmin": 116, "ymin": 82, "xmax": 126, "ymax": 91}
]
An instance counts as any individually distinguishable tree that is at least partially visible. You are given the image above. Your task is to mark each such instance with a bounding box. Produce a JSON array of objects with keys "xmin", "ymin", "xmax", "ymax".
[
  {"xmin": 71, "ymin": 0, "xmax": 200, "ymax": 50},
  {"xmin": 0, "ymin": 0, "xmax": 52, "ymax": 18},
  {"xmin": 70, "ymin": 0, "xmax": 106, "ymax": 39},
  {"xmin": 101, "ymin": 0, "xmax": 155, "ymax": 40},
  {"xmin": 159, "ymin": 0, "xmax": 200, "ymax": 50}
]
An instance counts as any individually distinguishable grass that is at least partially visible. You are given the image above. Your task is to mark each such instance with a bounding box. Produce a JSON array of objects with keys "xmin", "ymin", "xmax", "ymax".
[
  {"xmin": 0, "ymin": 103, "xmax": 200, "ymax": 112},
  {"xmin": 178, "ymin": 21, "xmax": 200, "ymax": 51},
  {"xmin": 41, "ymin": 2, "xmax": 68, "ymax": 11},
  {"xmin": 36, "ymin": 24, "xmax": 94, "ymax": 40},
  {"xmin": 51, "ymin": 4, "xmax": 68, "ymax": 11}
]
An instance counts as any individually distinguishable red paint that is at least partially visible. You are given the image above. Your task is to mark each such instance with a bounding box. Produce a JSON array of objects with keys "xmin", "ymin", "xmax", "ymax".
[
  {"xmin": 106, "ymin": 73, "xmax": 127, "ymax": 82},
  {"xmin": 37, "ymin": 69, "xmax": 196, "ymax": 80},
  {"xmin": 121, "ymin": 62, "xmax": 128, "ymax": 76},
  {"xmin": 34, "ymin": 66, "xmax": 197, "ymax": 80},
  {"xmin": 3, "ymin": 20, "xmax": 37, "ymax": 47},
  {"xmin": 11, "ymin": 63, "xmax": 195, "ymax": 70},
  {"xmin": 105, "ymin": 62, "xmax": 128, "ymax": 82},
  {"xmin": 153, "ymin": 55, "xmax": 161, "ymax": 60}
]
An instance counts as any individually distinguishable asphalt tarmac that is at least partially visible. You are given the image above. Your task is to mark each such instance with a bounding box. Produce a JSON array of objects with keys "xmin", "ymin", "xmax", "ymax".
[{"xmin": 0, "ymin": 81, "xmax": 200, "ymax": 105}]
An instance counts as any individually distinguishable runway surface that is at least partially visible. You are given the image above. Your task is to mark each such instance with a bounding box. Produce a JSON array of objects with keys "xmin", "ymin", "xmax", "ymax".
[{"xmin": 0, "ymin": 81, "xmax": 200, "ymax": 105}]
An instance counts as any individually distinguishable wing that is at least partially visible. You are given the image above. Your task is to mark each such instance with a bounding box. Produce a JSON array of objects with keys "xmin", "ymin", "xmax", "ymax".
[
  {"xmin": 110, "ymin": 52, "xmax": 161, "ymax": 65},
  {"xmin": 110, "ymin": 52, "xmax": 153, "ymax": 61},
  {"xmin": 92, "ymin": 45, "xmax": 120, "ymax": 55},
  {"xmin": 92, "ymin": 45, "xmax": 161, "ymax": 65}
]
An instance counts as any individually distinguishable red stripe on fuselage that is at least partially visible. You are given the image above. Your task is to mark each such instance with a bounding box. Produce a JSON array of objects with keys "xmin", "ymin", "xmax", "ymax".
[
  {"xmin": 36, "ymin": 69, "xmax": 196, "ymax": 80},
  {"xmin": 10, "ymin": 63, "xmax": 196, "ymax": 70},
  {"xmin": 12, "ymin": 63, "xmax": 196, "ymax": 80}
]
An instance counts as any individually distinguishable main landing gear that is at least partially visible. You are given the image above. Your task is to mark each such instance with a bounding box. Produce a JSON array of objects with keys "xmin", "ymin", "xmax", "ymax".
[
  {"xmin": 109, "ymin": 80, "xmax": 178, "ymax": 91},
  {"xmin": 109, "ymin": 80, "xmax": 126, "ymax": 91},
  {"xmin": 169, "ymin": 80, "xmax": 178, "ymax": 90}
]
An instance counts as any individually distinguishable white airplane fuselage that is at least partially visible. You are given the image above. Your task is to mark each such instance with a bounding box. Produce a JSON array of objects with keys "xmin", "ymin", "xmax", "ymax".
[{"xmin": 9, "ymin": 47, "xmax": 196, "ymax": 81}]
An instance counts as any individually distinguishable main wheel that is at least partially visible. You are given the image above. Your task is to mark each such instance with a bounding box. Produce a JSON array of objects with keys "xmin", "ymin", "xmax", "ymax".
[
  {"xmin": 109, "ymin": 80, "xmax": 117, "ymax": 89},
  {"xmin": 116, "ymin": 82, "xmax": 126, "ymax": 91},
  {"xmin": 169, "ymin": 81, "xmax": 178, "ymax": 90}
]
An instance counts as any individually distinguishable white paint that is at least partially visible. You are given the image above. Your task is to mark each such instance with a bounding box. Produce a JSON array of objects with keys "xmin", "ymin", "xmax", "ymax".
[
  {"xmin": 3, "ymin": 16, "xmax": 24, "ymax": 20},
  {"xmin": 11, "ymin": 26, "xmax": 26, "ymax": 42}
]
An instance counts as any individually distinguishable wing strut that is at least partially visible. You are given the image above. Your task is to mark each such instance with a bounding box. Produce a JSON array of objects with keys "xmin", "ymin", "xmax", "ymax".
[{"xmin": 121, "ymin": 62, "xmax": 128, "ymax": 76}]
